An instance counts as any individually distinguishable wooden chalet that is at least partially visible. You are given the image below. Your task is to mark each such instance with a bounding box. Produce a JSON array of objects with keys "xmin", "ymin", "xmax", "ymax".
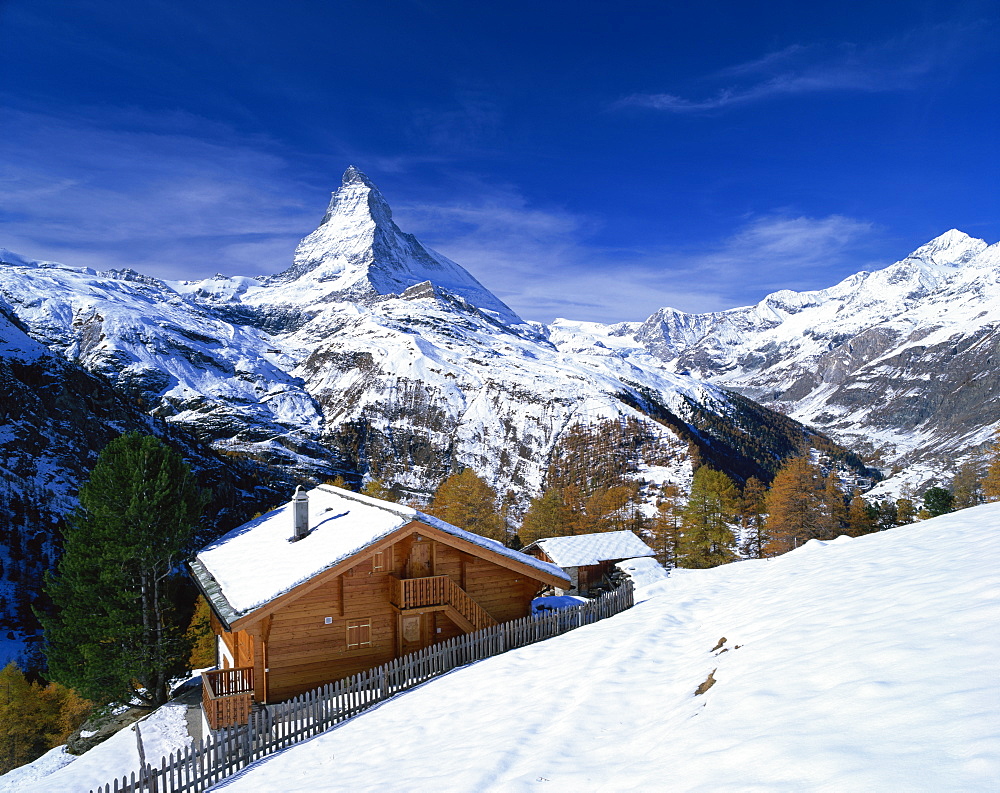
[
  {"xmin": 189, "ymin": 484, "xmax": 569, "ymax": 730},
  {"xmin": 521, "ymin": 530, "xmax": 655, "ymax": 596}
]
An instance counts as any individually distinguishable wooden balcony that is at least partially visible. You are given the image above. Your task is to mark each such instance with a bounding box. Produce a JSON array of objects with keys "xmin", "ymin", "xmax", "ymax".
[
  {"xmin": 203, "ymin": 666, "xmax": 253, "ymax": 731},
  {"xmin": 389, "ymin": 574, "xmax": 498, "ymax": 632}
]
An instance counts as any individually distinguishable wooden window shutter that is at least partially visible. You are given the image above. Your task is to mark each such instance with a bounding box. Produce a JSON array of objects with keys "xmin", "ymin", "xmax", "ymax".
[{"xmin": 347, "ymin": 618, "xmax": 373, "ymax": 649}]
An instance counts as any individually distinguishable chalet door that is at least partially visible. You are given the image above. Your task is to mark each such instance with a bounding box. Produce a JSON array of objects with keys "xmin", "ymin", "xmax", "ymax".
[
  {"xmin": 407, "ymin": 540, "xmax": 432, "ymax": 579},
  {"xmin": 400, "ymin": 613, "xmax": 427, "ymax": 655}
]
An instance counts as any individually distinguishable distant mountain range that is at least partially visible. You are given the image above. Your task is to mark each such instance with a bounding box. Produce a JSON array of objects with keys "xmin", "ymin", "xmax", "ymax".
[{"xmin": 557, "ymin": 227, "xmax": 1000, "ymax": 497}]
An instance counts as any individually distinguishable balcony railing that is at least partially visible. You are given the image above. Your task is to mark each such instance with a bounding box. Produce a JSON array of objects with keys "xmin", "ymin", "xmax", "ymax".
[
  {"xmin": 203, "ymin": 666, "xmax": 253, "ymax": 731},
  {"xmin": 389, "ymin": 574, "xmax": 498, "ymax": 632}
]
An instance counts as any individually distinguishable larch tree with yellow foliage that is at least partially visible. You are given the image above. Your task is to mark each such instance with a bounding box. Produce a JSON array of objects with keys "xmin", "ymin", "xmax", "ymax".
[{"xmin": 427, "ymin": 469, "xmax": 506, "ymax": 543}]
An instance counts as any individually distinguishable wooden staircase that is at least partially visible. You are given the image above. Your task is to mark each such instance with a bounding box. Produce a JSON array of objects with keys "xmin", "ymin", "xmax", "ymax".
[{"xmin": 390, "ymin": 574, "xmax": 499, "ymax": 632}]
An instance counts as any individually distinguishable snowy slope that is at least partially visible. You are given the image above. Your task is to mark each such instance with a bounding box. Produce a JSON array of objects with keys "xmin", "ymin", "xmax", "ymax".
[
  {"xmin": 211, "ymin": 503, "xmax": 1000, "ymax": 792},
  {"xmin": 0, "ymin": 701, "xmax": 192, "ymax": 793},
  {"xmin": 553, "ymin": 230, "xmax": 1000, "ymax": 495}
]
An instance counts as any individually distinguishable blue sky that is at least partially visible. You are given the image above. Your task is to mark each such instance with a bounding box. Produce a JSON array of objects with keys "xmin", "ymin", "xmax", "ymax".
[{"xmin": 1, "ymin": 1, "xmax": 998, "ymax": 323}]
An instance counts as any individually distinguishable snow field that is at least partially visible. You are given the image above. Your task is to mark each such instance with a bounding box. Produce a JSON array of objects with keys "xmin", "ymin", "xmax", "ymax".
[
  {"xmin": 215, "ymin": 504, "xmax": 1000, "ymax": 792},
  {"xmin": 0, "ymin": 700, "xmax": 192, "ymax": 793}
]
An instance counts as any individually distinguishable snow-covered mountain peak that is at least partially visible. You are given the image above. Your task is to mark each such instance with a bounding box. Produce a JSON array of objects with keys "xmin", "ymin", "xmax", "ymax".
[
  {"xmin": 904, "ymin": 229, "xmax": 987, "ymax": 268},
  {"xmin": 318, "ymin": 165, "xmax": 394, "ymax": 228},
  {"xmin": 262, "ymin": 168, "xmax": 523, "ymax": 325}
]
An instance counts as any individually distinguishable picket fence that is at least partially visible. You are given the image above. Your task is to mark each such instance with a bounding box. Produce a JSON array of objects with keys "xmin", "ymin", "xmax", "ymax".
[{"xmin": 90, "ymin": 582, "xmax": 634, "ymax": 793}]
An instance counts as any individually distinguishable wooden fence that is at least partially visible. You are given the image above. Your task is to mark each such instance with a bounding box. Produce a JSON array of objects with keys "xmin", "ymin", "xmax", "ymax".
[{"xmin": 90, "ymin": 582, "xmax": 633, "ymax": 793}]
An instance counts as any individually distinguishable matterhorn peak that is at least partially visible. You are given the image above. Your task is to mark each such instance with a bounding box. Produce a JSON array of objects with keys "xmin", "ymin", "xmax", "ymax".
[
  {"xmin": 318, "ymin": 166, "xmax": 394, "ymax": 227},
  {"xmin": 265, "ymin": 168, "xmax": 523, "ymax": 325}
]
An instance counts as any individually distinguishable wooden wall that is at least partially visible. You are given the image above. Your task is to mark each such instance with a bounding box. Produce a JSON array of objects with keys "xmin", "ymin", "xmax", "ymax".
[
  {"xmin": 224, "ymin": 528, "xmax": 546, "ymax": 703},
  {"xmin": 213, "ymin": 611, "xmax": 254, "ymax": 669},
  {"xmin": 264, "ymin": 554, "xmax": 398, "ymax": 702}
]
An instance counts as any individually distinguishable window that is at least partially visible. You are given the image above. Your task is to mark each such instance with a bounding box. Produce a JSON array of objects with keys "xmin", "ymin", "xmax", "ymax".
[
  {"xmin": 372, "ymin": 551, "xmax": 385, "ymax": 572},
  {"xmin": 346, "ymin": 618, "xmax": 372, "ymax": 649}
]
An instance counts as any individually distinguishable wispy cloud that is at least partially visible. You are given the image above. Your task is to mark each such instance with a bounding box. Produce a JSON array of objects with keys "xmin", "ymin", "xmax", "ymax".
[
  {"xmin": 0, "ymin": 104, "xmax": 882, "ymax": 324},
  {"xmin": 0, "ymin": 104, "xmax": 323, "ymax": 280},
  {"xmin": 678, "ymin": 214, "xmax": 877, "ymax": 296},
  {"xmin": 619, "ymin": 23, "xmax": 979, "ymax": 113},
  {"xmin": 396, "ymin": 185, "xmax": 879, "ymax": 323}
]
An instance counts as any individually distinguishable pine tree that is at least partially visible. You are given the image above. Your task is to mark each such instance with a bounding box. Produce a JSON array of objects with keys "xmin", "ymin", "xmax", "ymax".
[
  {"xmin": 895, "ymin": 498, "xmax": 917, "ymax": 525},
  {"xmin": 582, "ymin": 484, "xmax": 639, "ymax": 534},
  {"xmin": 0, "ymin": 663, "xmax": 91, "ymax": 774},
  {"xmin": 738, "ymin": 477, "xmax": 769, "ymax": 559},
  {"xmin": 185, "ymin": 596, "xmax": 216, "ymax": 670},
  {"xmin": 39, "ymin": 433, "xmax": 208, "ymax": 708},
  {"xmin": 920, "ymin": 486, "xmax": 955, "ymax": 518},
  {"xmin": 519, "ymin": 488, "xmax": 572, "ymax": 545},
  {"xmin": 871, "ymin": 500, "xmax": 898, "ymax": 531},
  {"xmin": 428, "ymin": 469, "xmax": 506, "ymax": 543},
  {"xmin": 762, "ymin": 455, "xmax": 826, "ymax": 556},
  {"xmin": 360, "ymin": 478, "xmax": 397, "ymax": 502},
  {"xmin": 678, "ymin": 467, "xmax": 738, "ymax": 568},
  {"xmin": 819, "ymin": 472, "xmax": 848, "ymax": 538}
]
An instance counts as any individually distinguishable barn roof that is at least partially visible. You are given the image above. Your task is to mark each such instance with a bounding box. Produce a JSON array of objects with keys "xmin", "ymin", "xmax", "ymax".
[
  {"xmin": 190, "ymin": 484, "xmax": 569, "ymax": 626},
  {"xmin": 522, "ymin": 531, "xmax": 655, "ymax": 568}
]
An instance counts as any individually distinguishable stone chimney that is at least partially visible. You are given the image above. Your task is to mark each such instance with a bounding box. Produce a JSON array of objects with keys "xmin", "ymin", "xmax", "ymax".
[{"xmin": 291, "ymin": 485, "xmax": 309, "ymax": 542}]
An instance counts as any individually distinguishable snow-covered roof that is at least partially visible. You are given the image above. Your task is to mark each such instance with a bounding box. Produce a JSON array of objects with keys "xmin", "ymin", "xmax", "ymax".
[
  {"xmin": 614, "ymin": 556, "xmax": 669, "ymax": 589},
  {"xmin": 522, "ymin": 531, "xmax": 655, "ymax": 568},
  {"xmin": 191, "ymin": 484, "xmax": 568, "ymax": 626}
]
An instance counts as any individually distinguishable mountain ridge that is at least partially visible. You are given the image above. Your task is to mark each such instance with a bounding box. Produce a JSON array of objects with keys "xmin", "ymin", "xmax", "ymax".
[{"xmin": 554, "ymin": 227, "xmax": 1000, "ymax": 495}]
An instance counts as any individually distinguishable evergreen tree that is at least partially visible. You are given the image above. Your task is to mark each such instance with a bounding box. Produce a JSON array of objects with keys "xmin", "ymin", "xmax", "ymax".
[
  {"xmin": 982, "ymin": 429, "xmax": 1000, "ymax": 502},
  {"xmin": 678, "ymin": 467, "xmax": 738, "ymax": 568},
  {"xmin": 920, "ymin": 486, "xmax": 955, "ymax": 518},
  {"xmin": 738, "ymin": 477, "xmax": 769, "ymax": 559},
  {"xmin": 428, "ymin": 469, "xmax": 506, "ymax": 543},
  {"xmin": 649, "ymin": 484, "xmax": 684, "ymax": 567},
  {"xmin": 763, "ymin": 455, "xmax": 826, "ymax": 556},
  {"xmin": 519, "ymin": 488, "xmax": 571, "ymax": 545},
  {"xmin": 39, "ymin": 433, "xmax": 208, "ymax": 708},
  {"xmin": 872, "ymin": 499, "xmax": 898, "ymax": 531}
]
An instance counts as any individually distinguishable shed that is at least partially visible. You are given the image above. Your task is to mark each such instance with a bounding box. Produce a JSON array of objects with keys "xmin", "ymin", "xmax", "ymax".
[
  {"xmin": 189, "ymin": 484, "xmax": 569, "ymax": 728},
  {"xmin": 521, "ymin": 530, "xmax": 655, "ymax": 596}
]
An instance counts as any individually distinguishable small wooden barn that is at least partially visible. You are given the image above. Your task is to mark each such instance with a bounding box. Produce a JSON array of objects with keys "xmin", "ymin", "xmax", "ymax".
[
  {"xmin": 521, "ymin": 530, "xmax": 655, "ymax": 596},
  {"xmin": 189, "ymin": 484, "xmax": 569, "ymax": 729}
]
